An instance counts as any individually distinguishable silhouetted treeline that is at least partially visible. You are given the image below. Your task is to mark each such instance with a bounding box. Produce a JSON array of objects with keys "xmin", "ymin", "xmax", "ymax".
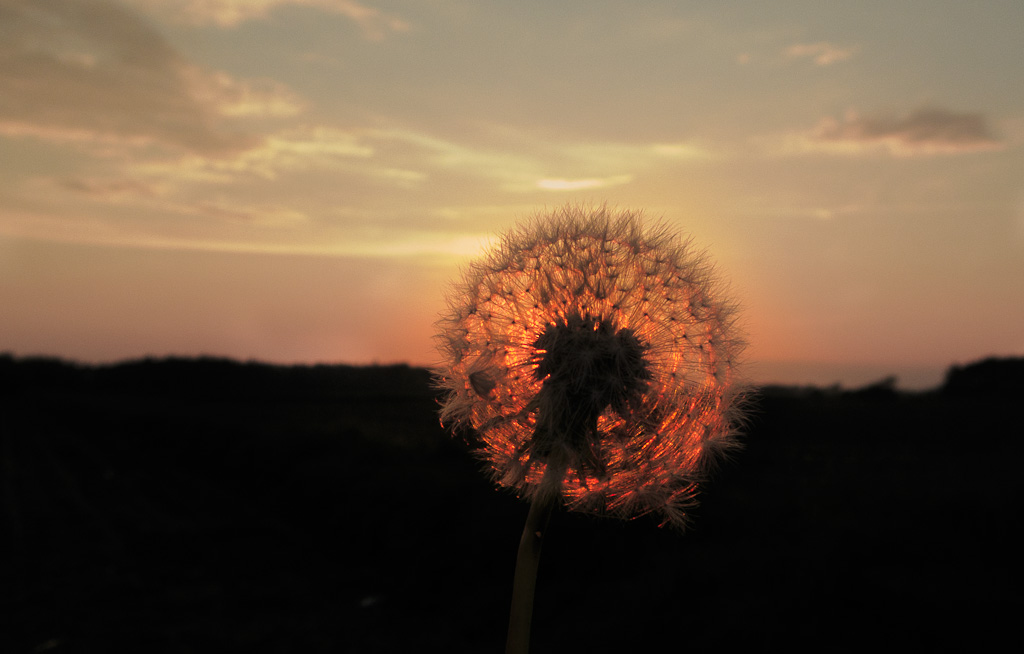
[
  {"xmin": 1, "ymin": 353, "xmax": 1021, "ymax": 652},
  {"xmin": 940, "ymin": 355, "xmax": 1024, "ymax": 397},
  {"xmin": 6, "ymin": 352, "xmax": 1023, "ymax": 400},
  {"xmin": 0, "ymin": 353, "xmax": 433, "ymax": 400}
]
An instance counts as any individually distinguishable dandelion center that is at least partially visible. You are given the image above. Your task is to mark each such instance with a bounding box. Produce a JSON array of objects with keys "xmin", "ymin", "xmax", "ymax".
[{"xmin": 528, "ymin": 313, "xmax": 650, "ymax": 477}]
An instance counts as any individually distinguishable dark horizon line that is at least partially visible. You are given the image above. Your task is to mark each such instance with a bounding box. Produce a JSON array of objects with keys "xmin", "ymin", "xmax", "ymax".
[{"xmin": 3, "ymin": 350, "xmax": 1022, "ymax": 396}]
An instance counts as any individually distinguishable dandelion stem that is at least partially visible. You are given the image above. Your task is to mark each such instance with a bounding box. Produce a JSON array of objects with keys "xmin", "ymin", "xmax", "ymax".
[{"xmin": 505, "ymin": 490, "xmax": 556, "ymax": 654}]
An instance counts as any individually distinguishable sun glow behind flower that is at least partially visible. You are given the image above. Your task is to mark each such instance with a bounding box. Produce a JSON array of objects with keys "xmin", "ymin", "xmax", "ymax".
[{"xmin": 436, "ymin": 206, "xmax": 747, "ymax": 528}]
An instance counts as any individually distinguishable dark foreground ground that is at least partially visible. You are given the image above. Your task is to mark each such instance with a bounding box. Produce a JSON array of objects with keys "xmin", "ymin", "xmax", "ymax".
[{"xmin": 2, "ymin": 355, "xmax": 1022, "ymax": 653}]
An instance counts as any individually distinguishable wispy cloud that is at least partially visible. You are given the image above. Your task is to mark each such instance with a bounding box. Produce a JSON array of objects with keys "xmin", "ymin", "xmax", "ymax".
[
  {"xmin": 174, "ymin": 200, "xmax": 310, "ymax": 226},
  {"xmin": 47, "ymin": 122, "xmax": 719, "ymax": 216},
  {"xmin": 363, "ymin": 128, "xmax": 544, "ymax": 188},
  {"xmin": 188, "ymin": 70, "xmax": 306, "ymax": 118},
  {"xmin": 56, "ymin": 177, "xmax": 169, "ymax": 202},
  {"xmin": 0, "ymin": 201, "xmax": 488, "ymax": 260},
  {"xmin": 761, "ymin": 108, "xmax": 1007, "ymax": 157},
  {"xmin": 132, "ymin": 0, "xmax": 410, "ymax": 38},
  {"xmin": 189, "ymin": 127, "xmax": 713, "ymax": 191},
  {"xmin": 35, "ymin": 172, "xmax": 310, "ymax": 227},
  {"xmin": 784, "ymin": 41, "xmax": 857, "ymax": 66},
  {"xmin": 121, "ymin": 127, "xmax": 431, "ymax": 194},
  {"xmin": 536, "ymin": 175, "xmax": 633, "ymax": 191},
  {"xmin": 0, "ymin": 0, "xmax": 300, "ymax": 155},
  {"xmin": 650, "ymin": 142, "xmax": 717, "ymax": 159},
  {"xmin": 804, "ymin": 108, "xmax": 1004, "ymax": 155},
  {"xmin": 209, "ymin": 127, "xmax": 376, "ymax": 177}
]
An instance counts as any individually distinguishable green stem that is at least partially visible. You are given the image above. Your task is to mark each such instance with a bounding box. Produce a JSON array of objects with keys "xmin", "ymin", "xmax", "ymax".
[{"xmin": 505, "ymin": 491, "xmax": 556, "ymax": 654}]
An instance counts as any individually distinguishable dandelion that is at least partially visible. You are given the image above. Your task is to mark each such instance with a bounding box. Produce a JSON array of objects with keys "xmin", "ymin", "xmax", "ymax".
[
  {"xmin": 436, "ymin": 205, "xmax": 746, "ymax": 524},
  {"xmin": 434, "ymin": 204, "xmax": 748, "ymax": 653}
]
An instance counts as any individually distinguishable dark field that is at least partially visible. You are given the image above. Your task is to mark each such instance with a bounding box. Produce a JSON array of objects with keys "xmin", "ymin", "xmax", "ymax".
[{"xmin": 2, "ymin": 355, "xmax": 1021, "ymax": 653}]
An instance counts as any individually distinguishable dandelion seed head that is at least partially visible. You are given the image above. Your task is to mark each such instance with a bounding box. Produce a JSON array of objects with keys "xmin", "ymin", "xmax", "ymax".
[{"xmin": 434, "ymin": 204, "xmax": 748, "ymax": 529}]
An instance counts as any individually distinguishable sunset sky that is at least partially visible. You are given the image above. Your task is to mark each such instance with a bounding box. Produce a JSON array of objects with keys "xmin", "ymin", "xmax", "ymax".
[{"xmin": 2, "ymin": 0, "xmax": 1022, "ymax": 389}]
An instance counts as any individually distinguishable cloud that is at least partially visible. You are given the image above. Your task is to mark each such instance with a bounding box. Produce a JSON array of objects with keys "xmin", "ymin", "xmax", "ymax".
[
  {"xmin": 536, "ymin": 175, "xmax": 633, "ymax": 191},
  {"xmin": 175, "ymin": 200, "xmax": 310, "ymax": 226},
  {"xmin": 804, "ymin": 108, "xmax": 1004, "ymax": 156},
  {"xmin": 131, "ymin": 127, "xmax": 433, "ymax": 191},
  {"xmin": 0, "ymin": 201, "xmax": 488, "ymax": 260},
  {"xmin": 132, "ymin": 0, "xmax": 410, "ymax": 38},
  {"xmin": 214, "ymin": 127, "xmax": 376, "ymax": 177},
  {"xmin": 132, "ymin": 127, "xmax": 712, "ymax": 198},
  {"xmin": 361, "ymin": 128, "xmax": 546, "ymax": 189},
  {"xmin": 56, "ymin": 177, "xmax": 169, "ymax": 201},
  {"xmin": 785, "ymin": 42, "xmax": 857, "ymax": 66},
  {"xmin": 35, "ymin": 173, "xmax": 311, "ymax": 228},
  {"xmin": 188, "ymin": 70, "xmax": 306, "ymax": 118},
  {"xmin": 0, "ymin": 0, "xmax": 301, "ymax": 155}
]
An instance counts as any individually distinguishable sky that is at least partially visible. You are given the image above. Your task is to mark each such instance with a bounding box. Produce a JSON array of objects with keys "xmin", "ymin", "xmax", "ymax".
[{"xmin": 1, "ymin": 0, "xmax": 1022, "ymax": 390}]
